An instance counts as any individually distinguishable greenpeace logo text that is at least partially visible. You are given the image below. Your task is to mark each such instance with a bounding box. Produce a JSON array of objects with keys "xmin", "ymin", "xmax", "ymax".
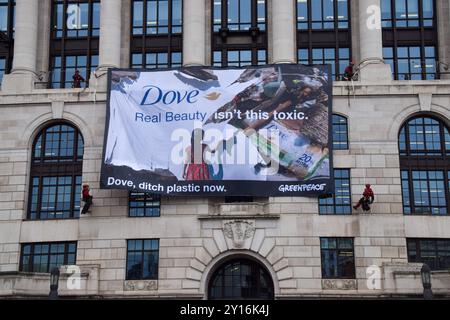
[{"xmin": 279, "ymin": 183, "xmax": 327, "ymax": 192}]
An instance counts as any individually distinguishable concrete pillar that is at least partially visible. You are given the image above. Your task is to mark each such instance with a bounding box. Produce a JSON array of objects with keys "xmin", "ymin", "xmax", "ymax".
[
  {"xmin": 98, "ymin": 0, "xmax": 122, "ymax": 69},
  {"xmin": 436, "ymin": 0, "xmax": 450, "ymax": 79},
  {"xmin": 36, "ymin": 0, "xmax": 52, "ymax": 89},
  {"xmin": 270, "ymin": 0, "xmax": 296, "ymax": 63},
  {"xmin": 357, "ymin": 0, "xmax": 391, "ymax": 81},
  {"xmin": 183, "ymin": 0, "xmax": 206, "ymax": 66},
  {"xmin": 1, "ymin": 0, "xmax": 39, "ymax": 92}
]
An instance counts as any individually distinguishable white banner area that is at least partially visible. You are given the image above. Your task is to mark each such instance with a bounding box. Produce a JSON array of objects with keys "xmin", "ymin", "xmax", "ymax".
[{"xmin": 101, "ymin": 65, "xmax": 333, "ymax": 197}]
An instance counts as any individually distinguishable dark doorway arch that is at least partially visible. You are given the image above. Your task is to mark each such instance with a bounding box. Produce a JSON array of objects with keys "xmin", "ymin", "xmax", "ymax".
[{"xmin": 208, "ymin": 258, "xmax": 274, "ymax": 300}]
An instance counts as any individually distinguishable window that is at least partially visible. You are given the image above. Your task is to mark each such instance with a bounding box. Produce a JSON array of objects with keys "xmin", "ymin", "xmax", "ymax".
[
  {"xmin": 407, "ymin": 239, "xmax": 450, "ymax": 270},
  {"xmin": 381, "ymin": 0, "xmax": 434, "ymax": 27},
  {"xmin": 51, "ymin": 54, "xmax": 98, "ymax": 88},
  {"xmin": 298, "ymin": 47, "xmax": 350, "ymax": 81},
  {"xmin": 296, "ymin": 1, "xmax": 351, "ymax": 81},
  {"xmin": 0, "ymin": 0, "xmax": 15, "ymax": 81},
  {"xmin": 52, "ymin": 0, "xmax": 100, "ymax": 37},
  {"xmin": 20, "ymin": 242, "xmax": 77, "ymax": 273},
  {"xmin": 297, "ymin": 0, "xmax": 349, "ymax": 30},
  {"xmin": 332, "ymin": 114, "xmax": 348, "ymax": 150},
  {"xmin": 212, "ymin": 1, "xmax": 267, "ymax": 67},
  {"xmin": 49, "ymin": 0, "xmax": 99, "ymax": 88},
  {"xmin": 320, "ymin": 237, "xmax": 355, "ymax": 279},
  {"xmin": 213, "ymin": 0, "xmax": 266, "ymax": 32},
  {"xmin": 384, "ymin": 46, "xmax": 436, "ymax": 80},
  {"xmin": 213, "ymin": 49, "xmax": 267, "ymax": 67},
  {"xmin": 319, "ymin": 169, "xmax": 351, "ymax": 214},
  {"xmin": 208, "ymin": 258, "xmax": 274, "ymax": 299},
  {"xmin": 131, "ymin": 1, "xmax": 182, "ymax": 68},
  {"xmin": 381, "ymin": 0, "xmax": 438, "ymax": 80},
  {"xmin": 132, "ymin": 0, "xmax": 182, "ymax": 35},
  {"xmin": 28, "ymin": 123, "xmax": 84, "ymax": 220},
  {"xmin": 129, "ymin": 192, "xmax": 161, "ymax": 217},
  {"xmin": 399, "ymin": 116, "xmax": 449, "ymax": 156},
  {"xmin": 126, "ymin": 239, "xmax": 159, "ymax": 280},
  {"xmin": 399, "ymin": 116, "xmax": 450, "ymax": 215},
  {"xmin": 401, "ymin": 170, "xmax": 447, "ymax": 214},
  {"xmin": 131, "ymin": 51, "xmax": 182, "ymax": 69}
]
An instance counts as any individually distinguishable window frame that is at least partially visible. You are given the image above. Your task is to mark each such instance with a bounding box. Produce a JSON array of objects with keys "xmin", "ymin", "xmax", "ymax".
[
  {"xmin": 211, "ymin": 0, "xmax": 268, "ymax": 67},
  {"xmin": 130, "ymin": 0, "xmax": 183, "ymax": 69},
  {"xmin": 128, "ymin": 192, "xmax": 161, "ymax": 217},
  {"xmin": 319, "ymin": 169, "xmax": 352, "ymax": 215},
  {"xmin": 296, "ymin": 0, "xmax": 352, "ymax": 81},
  {"xmin": 399, "ymin": 115, "xmax": 450, "ymax": 215},
  {"xmin": 332, "ymin": 114, "xmax": 349, "ymax": 150},
  {"xmin": 49, "ymin": 0, "xmax": 100, "ymax": 88},
  {"xmin": 407, "ymin": 238, "xmax": 450, "ymax": 270},
  {"xmin": 126, "ymin": 239, "xmax": 160, "ymax": 280},
  {"xmin": 0, "ymin": 0, "xmax": 15, "ymax": 79},
  {"xmin": 381, "ymin": 0, "xmax": 439, "ymax": 80},
  {"xmin": 28, "ymin": 122, "xmax": 84, "ymax": 220},
  {"xmin": 19, "ymin": 241, "xmax": 77, "ymax": 273},
  {"xmin": 320, "ymin": 237, "xmax": 356, "ymax": 279}
]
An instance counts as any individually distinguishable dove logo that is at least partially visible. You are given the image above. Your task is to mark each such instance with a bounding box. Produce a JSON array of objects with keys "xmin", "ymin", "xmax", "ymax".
[{"xmin": 140, "ymin": 85, "xmax": 200, "ymax": 106}]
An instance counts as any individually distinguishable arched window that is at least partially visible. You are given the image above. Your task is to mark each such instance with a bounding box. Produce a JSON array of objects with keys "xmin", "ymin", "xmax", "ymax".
[
  {"xmin": 399, "ymin": 116, "xmax": 450, "ymax": 215},
  {"xmin": 332, "ymin": 114, "xmax": 349, "ymax": 150},
  {"xmin": 208, "ymin": 258, "xmax": 274, "ymax": 300},
  {"xmin": 28, "ymin": 123, "xmax": 84, "ymax": 220}
]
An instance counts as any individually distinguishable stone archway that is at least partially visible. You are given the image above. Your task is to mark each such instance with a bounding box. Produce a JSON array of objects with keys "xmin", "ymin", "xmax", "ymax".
[{"xmin": 207, "ymin": 256, "xmax": 274, "ymax": 300}]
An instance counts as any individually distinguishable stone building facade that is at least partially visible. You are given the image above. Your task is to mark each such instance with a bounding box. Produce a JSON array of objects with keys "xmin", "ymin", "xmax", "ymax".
[{"xmin": 0, "ymin": 0, "xmax": 449, "ymax": 299}]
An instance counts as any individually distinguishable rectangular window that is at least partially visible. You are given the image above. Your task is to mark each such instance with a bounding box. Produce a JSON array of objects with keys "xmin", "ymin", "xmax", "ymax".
[
  {"xmin": 132, "ymin": 0, "xmax": 182, "ymax": 35},
  {"xmin": 213, "ymin": 0, "xmax": 266, "ymax": 32},
  {"xmin": 51, "ymin": 54, "xmax": 98, "ymax": 88},
  {"xmin": 214, "ymin": 49, "xmax": 266, "ymax": 67},
  {"xmin": 126, "ymin": 239, "xmax": 159, "ymax": 280},
  {"xmin": 401, "ymin": 170, "xmax": 447, "ymax": 215},
  {"xmin": 129, "ymin": 192, "xmax": 161, "ymax": 217},
  {"xmin": 383, "ymin": 46, "xmax": 436, "ymax": 80},
  {"xmin": 298, "ymin": 47, "xmax": 349, "ymax": 80},
  {"xmin": 319, "ymin": 169, "xmax": 351, "ymax": 215},
  {"xmin": 29, "ymin": 176, "xmax": 82, "ymax": 220},
  {"xmin": 53, "ymin": 1, "xmax": 100, "ymax": 38},
  {"xmin": 332, "ymin": 114, "xmax": 348, "ymax": 150},
  {"xmin": 320, "ymin": 237, "xmax": 355, "ymax": 279},
  {"xmin": 382, "ymin": 0, "xmax": 434, "ymax": 27},
  {"xmin": 407, "ymin": 238, "xmax": 450, "ymax": 270},
  {"xmin": 131, "ymin": 52, "xmax": 182, "ymax": 69},
  {"xmin": 20, "ymin": 242, "xmax": 77, "ymax": 273},
  {"xmin": 297, "ymin": 0, "xmax": 349, "ymax": 30}
]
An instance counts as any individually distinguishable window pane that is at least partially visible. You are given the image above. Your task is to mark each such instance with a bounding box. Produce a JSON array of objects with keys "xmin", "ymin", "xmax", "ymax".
[{"xmin": 20, "ymin": 242, "xmax": 77, "ymax": 273}]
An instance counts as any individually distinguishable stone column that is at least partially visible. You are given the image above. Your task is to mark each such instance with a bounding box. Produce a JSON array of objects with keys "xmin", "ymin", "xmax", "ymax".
[
  {"xmin": 270, "ymin": 0, "xmax": 296, "ymax": 63},
  {"xmin": 91, "ymin": 0, "xmax": 122, "ymax": 90},
  {"xmin": 1, "ymin": 0, "xmax": 39, "ymax": 93},
  {"xmin": 437, "ymin": 0, "xmax": 450, "ymax": 79},
  {"xmin": 183, "ymin": 0, "xmax": 206, "ymax": 66},
  {"xmin": 98, "ymin": 0, "xmax": 122, "ymax": 69},
  {"xmin": 358, "ymin": 0, "xmax": 391, "ymax": 81}
]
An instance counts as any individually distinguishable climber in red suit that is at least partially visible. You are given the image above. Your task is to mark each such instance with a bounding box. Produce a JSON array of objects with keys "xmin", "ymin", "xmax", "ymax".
[{"xmin": 353, "ymin": 184, "xmax": 375, "ymax": 211}]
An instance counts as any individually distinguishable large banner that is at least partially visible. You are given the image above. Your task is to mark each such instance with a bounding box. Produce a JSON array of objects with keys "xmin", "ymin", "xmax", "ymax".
[{"xmin": 101, "ymin": 64, "xmax": 333, "ymax": 196}]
